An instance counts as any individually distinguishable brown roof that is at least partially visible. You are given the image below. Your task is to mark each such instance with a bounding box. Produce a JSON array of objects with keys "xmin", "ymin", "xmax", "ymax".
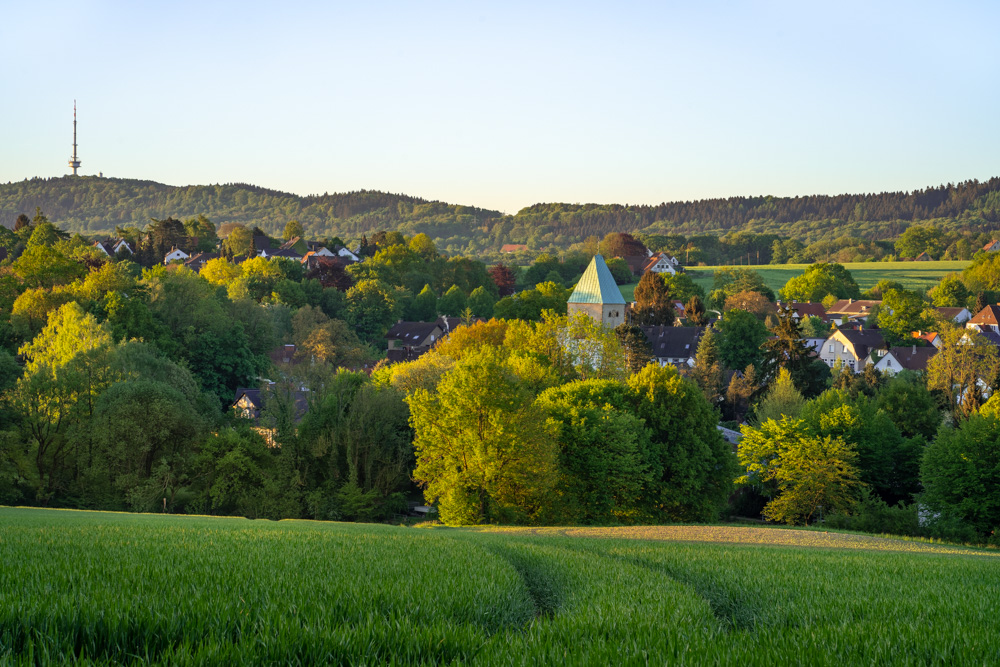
[
  {"xmin": 621, "ymin": 255, "xmax": 649, "ymax": 275},
  {"xmin": 934, "ymin": 307, "xmax": 968, "ymax": 321},
  {"xmin": 970, "ymin": 304, "xmax": 1000, "ymax": 326},
  {"xmin": 882, "ymin": 346, "xmax": 937, "ymax": 372},
  {"xmin": 984, "ymin": 240, "xmax": 1000, "ymax": 251},
  {"xmin": 914, "ymin": 251, "xmax": 932, "ymax": 261},
  {"xmin": 501, "ymin": 244, "xmax": 528, "ymax": 253},
  {"xmin": 778, "ymin": 301, "xmax": 827, "ymax": 319},
  {"xmin": 826, "ymin": 299, "xmax": 881, "ymax": 315}
]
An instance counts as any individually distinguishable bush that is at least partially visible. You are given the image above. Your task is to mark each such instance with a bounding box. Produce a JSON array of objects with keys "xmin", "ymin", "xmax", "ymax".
[{"xmin": 824, "ymin": 489, "xmax": 920, "ymax": 536}]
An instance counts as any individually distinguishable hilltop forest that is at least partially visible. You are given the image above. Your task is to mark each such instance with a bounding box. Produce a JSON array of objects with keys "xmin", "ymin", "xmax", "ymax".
[{"xmin": 3, "ymin": 176, "xmax": 1000, "ymax": 261}]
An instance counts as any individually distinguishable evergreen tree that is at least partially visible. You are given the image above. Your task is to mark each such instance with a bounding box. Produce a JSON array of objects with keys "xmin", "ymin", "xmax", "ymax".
[
  {"xmin": 760, "ymin": 306, "xmax": 828, "ymax": 397},
  {"xmin": 974, "ymin": 291, "xmax": 988, "ymax": 315},
  {"xmin": 614, "ymin": 323, "xmax": 653, "ymax": 374},
  {"xmin": 691, "ymin": 327, "xmax": 724, "ymax": 406},
  {"xmin": 684, "ymin": 294, "xmax": 707, "ymax": 326},
  {"xmin": 631, "ymin": 272, "xmax": 674, "ymax": 326}
]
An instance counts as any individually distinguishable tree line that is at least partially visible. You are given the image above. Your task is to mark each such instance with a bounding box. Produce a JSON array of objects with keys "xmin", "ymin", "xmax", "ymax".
[{"xmin": 4, "ymin": 175, "xmax": 1000, "ymax": 260}]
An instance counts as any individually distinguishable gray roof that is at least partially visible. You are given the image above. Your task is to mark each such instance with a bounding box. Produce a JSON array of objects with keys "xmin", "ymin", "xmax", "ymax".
[
  {"xmin": 641, "ymin": 326, "xmax": 705, "ymax": 360},
  {"xmin": 567, "ymin": 254, "xmax": 626, "ymax": 305}
]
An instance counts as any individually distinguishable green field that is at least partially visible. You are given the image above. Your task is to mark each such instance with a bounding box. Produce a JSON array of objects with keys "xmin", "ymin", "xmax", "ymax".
[
  {"xmin": 3, "ymin": 508, "xmax": 999, "ymax": 664},
  {"xmin": 684, "ymin": 260, "xmax": 970, "ymax": 296}
]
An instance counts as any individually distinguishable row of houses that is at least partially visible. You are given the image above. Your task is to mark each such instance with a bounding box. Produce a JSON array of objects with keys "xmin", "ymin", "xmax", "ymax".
[{"xmin": 92, "ymin": 234, "xmax": 363, "ymax": 269}]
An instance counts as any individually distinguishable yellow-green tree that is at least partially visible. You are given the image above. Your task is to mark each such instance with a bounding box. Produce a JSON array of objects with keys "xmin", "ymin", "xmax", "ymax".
[
  {"xmin": 738, "ymin": 417, "xmax": 860, "ymax": 525},
  {"xmin": 12, "ymin": 303, "xmax": 118, "ymax": 500},
  {"xmin": 408, "ymin": 347, "xmax": 557, "ymax": 525}
]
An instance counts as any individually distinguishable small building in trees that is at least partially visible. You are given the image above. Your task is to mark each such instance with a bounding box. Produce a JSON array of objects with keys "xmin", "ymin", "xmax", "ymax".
[
  {"xmin": 869, "ymin": 345, "xmax": 937, "ymax": 375},
  {"xmin": 966, "ymin": 304, "xmax": 1000, "ymax": 333},
  {"xmin": 824, "ymin": 299, "xmax": 881, "ymax": 325},
  {"xmin": 983, "ymin": 240, "xmax": 1000, "ymax": 252},
  {"xmin": 566, "ymin": 254, "xmax": 627, "ymax": 327},
  {"xmin": 163, "ymin": 247, "xmax": 190, "ymax": 264},
  {"xmin": 184, "ymin": 252, "xmax": 218, "ymax": 272},
  {"xmin": 819, "ymin": 329, "xmax": 885, "ymax": 372},
  {"xmin": 776, "ymin": 301, "xmax": 828, "ymax": 322},
  {"xmin": 935, "ymin": 307, "xmax": 971, "ymax": 324},
  {"xmin": 641, "ymin": 325, "xmax": 705, "ymax": 367}
]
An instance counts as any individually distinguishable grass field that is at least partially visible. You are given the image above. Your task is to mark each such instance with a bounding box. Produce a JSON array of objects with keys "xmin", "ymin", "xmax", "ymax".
[
  {"xmin": 3, "ymin": 508, "xmax": 1000, "ymax": 664},
  {"xmin": 683, "ymin": 260, "xmax": 969, "ymax": 296}
]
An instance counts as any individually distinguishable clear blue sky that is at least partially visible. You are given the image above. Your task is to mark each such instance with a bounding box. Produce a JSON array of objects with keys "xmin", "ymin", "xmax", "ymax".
[{"xmin": 2, "ymin": 1, "xmax": 998, "ymax": 213}]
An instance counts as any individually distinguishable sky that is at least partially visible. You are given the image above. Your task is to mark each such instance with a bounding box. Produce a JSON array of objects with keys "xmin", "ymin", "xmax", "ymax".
[{"xmin": 2, "ymin": 1, "xmax": 999, "ymax": 214}]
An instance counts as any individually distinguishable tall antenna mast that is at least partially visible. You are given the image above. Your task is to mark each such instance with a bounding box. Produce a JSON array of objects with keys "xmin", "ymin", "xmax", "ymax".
[{"xmin": 69, "ymin": 101, "xmax": 81, "ymax": 176}]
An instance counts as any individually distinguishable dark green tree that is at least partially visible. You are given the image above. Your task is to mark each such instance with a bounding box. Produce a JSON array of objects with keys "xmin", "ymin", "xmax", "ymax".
[{"xmin": 631, "ymin": 272, "xmax": 674, "ymax": 326}]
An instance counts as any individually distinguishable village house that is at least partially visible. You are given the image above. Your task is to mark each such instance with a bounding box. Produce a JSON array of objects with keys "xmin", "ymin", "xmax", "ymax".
[
  {"xmin": 641, "ymin": 326, "xmax": 705, "ymax": 367},
  {"xmin": 184, "ymin": 252, "xmax": 218, "ymax": 272},
  {"xmin": 912, "ymin": 331, "xmax": 942, "ymax": 349},
  {"xmin": 232, "ymin": 384, "xmax": 309, "ymax": 447},
  {"xmin": 777, "ymin": 301, "xmax": 828, "ymax": 322},
  {"xmin": 983, "ymin": 240, "xmax": 1000, "ymax": 252},
  {"xmin": 869, "ymin": 345, "xmax": 937, "ymax": 375},
  {"xmin": 819, "ymin": 328, "xmax": 885, "ymax": 372},
  {"xmin": 93, "ymin": 238, "xmax": 133, "ymax": 257},
  {"xmin": 385, "ymin": 320, "xmax": 444, "ymax": 363},
  {"xmin": 163, "ymin": 247, "xmax": 190, "ymax": 264},
  {"xmin": 935, "ymin": 306, "xmax": 971, "ymax": 324},
  {"xmin": 824, "ymin": 299, "xmax": 881, "ymax": 325},
  {"xmin": 280, "ymin": 236, "xmax": 309, "ymax": 254},
  {"xmin": 501, "ymin": 244, "xmax": 529, "ymax": 253},
  {"xmin": 914, "ymin": 251, "xmax": 932, "ymax": 261},
  {"xmin": 966, "ymin": 304, "xmax": 1000, "ymax": 333},
  {"xmin": 259, "ymin": 247, "xmax": 303, "ymax": 261}
]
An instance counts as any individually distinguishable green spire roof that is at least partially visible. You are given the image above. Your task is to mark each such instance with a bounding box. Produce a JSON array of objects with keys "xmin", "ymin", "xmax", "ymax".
[{"xmin": 567, "ymin": 254, "xmax": 626, "ymax": 305}]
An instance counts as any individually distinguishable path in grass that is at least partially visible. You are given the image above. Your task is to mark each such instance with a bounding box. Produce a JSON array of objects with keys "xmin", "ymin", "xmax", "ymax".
[
  {"xmin": 5, "ymin": 508, "xmax": 1000, "ymax": 664},
  {"xmin": 479, "ymin": 524, "xmax": 996, "ymax": 557}
]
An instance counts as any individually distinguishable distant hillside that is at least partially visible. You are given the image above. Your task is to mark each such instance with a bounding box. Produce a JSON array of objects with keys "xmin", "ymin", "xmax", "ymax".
[
  {"xmin": 0, "ymin": 176, "xmax": 503, "ymax": 248},
  {"xmin": 3, "ymin": 175, "xmax": 1000, "ymax": 255}
]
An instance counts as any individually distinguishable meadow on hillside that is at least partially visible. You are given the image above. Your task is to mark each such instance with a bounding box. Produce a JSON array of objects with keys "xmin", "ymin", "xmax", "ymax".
[
  {"xmin": 2, "ymin": 508, "xmax": 998, "ymax": 665},
  {"xmin": 684, "ymin": 260, "xmax": 970, "ymax": 296}
]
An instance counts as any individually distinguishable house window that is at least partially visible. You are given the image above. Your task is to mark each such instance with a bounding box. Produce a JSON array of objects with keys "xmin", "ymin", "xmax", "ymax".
[{"xmin": 828, "ymin": 344, "xmax": 834, "ymax": 352}]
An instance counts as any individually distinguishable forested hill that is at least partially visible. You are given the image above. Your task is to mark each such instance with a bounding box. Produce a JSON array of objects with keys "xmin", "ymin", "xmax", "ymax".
[
  {"xmin": 3, "ymin": 175, "xmax": 1000, "ymax": 255},
  {"xmin": 0, "ymin": 176, "xmax": 503, "ymax": 247},
  {"xmin": 513, "ymin": 178, "xmax": 1000, "ymax": 240}
]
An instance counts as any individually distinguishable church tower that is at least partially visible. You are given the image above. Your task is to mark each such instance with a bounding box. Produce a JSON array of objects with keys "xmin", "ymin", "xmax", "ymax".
[{"xmin": 567, "ymin": 254, "xmax": 627, "ymax": 327}]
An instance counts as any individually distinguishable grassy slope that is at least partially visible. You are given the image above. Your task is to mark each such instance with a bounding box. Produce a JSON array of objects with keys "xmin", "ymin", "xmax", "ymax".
[
  {"xmin": 684, "ymin": 260, "xmax": 970, "ymax": 296},
  {"xmin": 3, "ymin": 507, "xmax": 999, "ymax": 664}
]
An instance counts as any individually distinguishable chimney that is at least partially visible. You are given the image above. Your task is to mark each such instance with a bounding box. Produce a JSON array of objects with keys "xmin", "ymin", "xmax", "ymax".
[{"xmin": 848, "ymin": 298, "xmax": 853, "ymax": 304}]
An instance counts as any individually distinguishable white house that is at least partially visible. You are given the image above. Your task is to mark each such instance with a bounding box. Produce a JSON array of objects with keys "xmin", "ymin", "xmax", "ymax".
[
  {"xmin": 163, "ymin": 247, "xmax": 190, "ymax": 264},
  {"xmin": 870, "ymin": 346, "xmax": 937, "ymax": 376},
  {"xmin": 819, "ymin": 329, "xmax": 885, "ymax": 372},
  {"xmin": 642, "ymin": 252, "xmax": 677, "ymax": 276},
  {"xmin": 336, "ymin": 246, "xmax": 361, "ymax": 262}
]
